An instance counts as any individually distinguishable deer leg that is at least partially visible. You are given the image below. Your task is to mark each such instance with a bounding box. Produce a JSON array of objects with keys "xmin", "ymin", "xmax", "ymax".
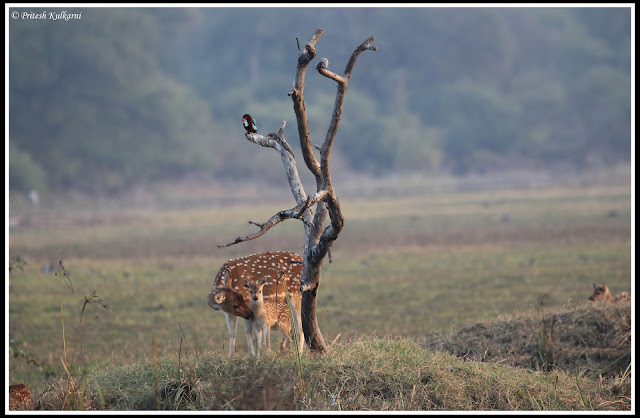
[
  {"xmin": 254, "ymin": 327, "xmax": 262, "ymax": 358},
  {"xmin": 225, "ymin": 313, "xmax": 238, "ymax": 357},
  {"xmin": 280, "ymin": 335, "xmax": 289, "ymax": 352},
  {"xmin": 264, "ymin": 325, "xmax": 271, "ymax": 354},
  {"xmin": 292, "ymin": 305, "xmax": 304, "ymax": 356},
  {"xmin": 243, "ymin": 319, "xmax": 256, "ymax": 357}
]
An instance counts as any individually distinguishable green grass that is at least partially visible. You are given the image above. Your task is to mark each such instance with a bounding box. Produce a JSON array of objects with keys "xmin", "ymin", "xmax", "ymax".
[{"xmin": 7, "ymin": 173, "xmax": 632, "ymax": 410}]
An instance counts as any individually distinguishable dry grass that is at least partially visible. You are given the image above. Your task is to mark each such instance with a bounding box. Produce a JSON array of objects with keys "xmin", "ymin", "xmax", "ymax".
[{"xmin": 421, "ymin": 301, "xmax": 631, "ymax": 378}]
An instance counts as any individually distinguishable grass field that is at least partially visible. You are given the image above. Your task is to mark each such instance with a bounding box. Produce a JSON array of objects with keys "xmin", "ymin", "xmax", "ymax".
[{"xmin": 7, "ymin": 169, "xmax": 633, "ymax": 410}]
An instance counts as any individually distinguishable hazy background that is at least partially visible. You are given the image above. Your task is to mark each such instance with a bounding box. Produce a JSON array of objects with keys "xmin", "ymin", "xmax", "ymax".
[{"xmin": 8, "ymin": 6, "xmax": 632, "ymax": 197}]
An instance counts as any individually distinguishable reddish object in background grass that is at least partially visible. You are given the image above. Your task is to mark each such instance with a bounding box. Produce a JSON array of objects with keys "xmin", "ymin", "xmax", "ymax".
[
  {"xmin": 9, "ymin": 383, "xmax": 33, "ymax": 410},
  {"xmin": 589, "ymin": 283, "xmax": 631, "ymax": 302}
]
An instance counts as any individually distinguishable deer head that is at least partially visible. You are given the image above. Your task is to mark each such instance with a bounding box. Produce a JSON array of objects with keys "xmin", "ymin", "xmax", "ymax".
[
  {"xmin": 207, "ymin": 268, "xmax": 254, "ymax": 319},
  {"xmin": 589, "ymin": 283, "xmax": 613, "ymax": 302}
]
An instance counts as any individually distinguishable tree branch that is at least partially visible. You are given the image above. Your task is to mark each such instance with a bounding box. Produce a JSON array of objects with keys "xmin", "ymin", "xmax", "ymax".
[
  {"xmin": 316, "ymin": 58, "xmax": 346, "ymax": 85},
  {"xmin": 242, "ymin": 122, "xmax": 308, "ymax": 210},
  {"xmin": 312, "ymin": 196, "xmax": 345, "ymax": 265},
  {"xmin": 217, "ymin": 190, "xmax": 328, "ymax": 248},
  {"xmin": 306, "ymin": 35, "xmax": 377, "ymax": 272},
  {"xmin": 290, "ymin": 29, "xmax": 323, "ymax": 184},
  {"xmin": 217, "ymin": 204, "xmax": 304, "ymax": 249},
  {"xmin": 218, "ymin": 119, "xmax": 313, "ymax": 248},
  {"xmin": 244, "ymin": 127, "xmax": 294, "ymax": 157},
  {"xmin": 344, "ymin": 35, "xmax": 377, "ymax": 82},
  {"xmin": 317, "ymin": 69, "xmax": 346, "ymax": 85}
]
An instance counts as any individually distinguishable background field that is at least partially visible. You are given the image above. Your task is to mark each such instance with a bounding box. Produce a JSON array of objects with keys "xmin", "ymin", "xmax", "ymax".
[{"xmin": 7, "ymin": 167, "xmax": 632, "ymax": 403}]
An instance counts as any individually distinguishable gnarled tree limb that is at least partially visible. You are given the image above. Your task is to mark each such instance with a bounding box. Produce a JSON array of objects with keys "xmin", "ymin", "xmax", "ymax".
[{"xmin": 290, "ymin": 29, "xmax": 324, "ymax": 184}]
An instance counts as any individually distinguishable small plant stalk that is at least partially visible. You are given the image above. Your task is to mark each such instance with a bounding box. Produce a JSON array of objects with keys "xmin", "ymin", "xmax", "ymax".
[
  {"xmin": 153, "ymin": 337, "xmax": 160, "ymax": 410},
  {"xmin": 284, "ymin": 282, "xmax": 305, "ymax": 396},
  {"xmin": 57, "ymin": 259, "xmax": 68, "ymax": 367},
  {"xmin": 69, "ymin": 297, "xmax": 89, "ymax": 369}
]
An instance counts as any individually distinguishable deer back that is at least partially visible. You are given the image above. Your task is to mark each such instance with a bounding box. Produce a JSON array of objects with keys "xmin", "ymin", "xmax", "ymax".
[
  {"xmin": 613, "ymin": 291, "xmax": 631, "ymax": 302},
  {"xmin": 209, "ymin": 251, "xmax": 302, "ymax": 316}
]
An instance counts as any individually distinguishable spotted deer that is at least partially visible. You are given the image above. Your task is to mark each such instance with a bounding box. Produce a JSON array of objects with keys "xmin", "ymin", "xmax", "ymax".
[
  {"xmin": 243, "ymin": 272, "xmax": 303, "ymax": 358},
  {"xmin": 589, "ymin": 283, "xmax": 631, "ymax": 302},
  {"xmin": 207, "ymin": 251, "xmax": 303, "ymax": 357}
]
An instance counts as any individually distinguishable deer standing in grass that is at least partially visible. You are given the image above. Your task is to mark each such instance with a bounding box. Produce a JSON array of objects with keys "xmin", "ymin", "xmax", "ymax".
[
  {"xmin": 589, "ymin": 283, "xmax": 631, "ymax": 302},
  {"xmin": 207, "ymin": 251, "xmax": 303, "ymax": 357},
  {"xmin": 243, "ymin": 272, "xmax": 303, "ymax": 357}
]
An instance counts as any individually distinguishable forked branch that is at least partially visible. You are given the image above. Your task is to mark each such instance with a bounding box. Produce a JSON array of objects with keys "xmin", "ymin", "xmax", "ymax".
[{"xmin": 308, "ymin": 35, "xmax": 377, "ymax": 265}]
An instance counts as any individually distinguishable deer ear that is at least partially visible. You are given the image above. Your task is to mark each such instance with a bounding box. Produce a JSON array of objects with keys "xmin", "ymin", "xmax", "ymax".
[
  {"xmin": 221, "ymin": 268, "xmax": 232, "ymax": 287},
  {"xmin": 592, "ymin": 283, "xmax": 598, "ymax": 289},
  {"xmin": 243, "ymin": 279, "xmax": 250, "ymax": 288},
  {"xmin": 259, "ymin": 276, "xmax": 268, "ymax": 285},
  {"xmin": 215, "ymin": 293, "xmax": 226, "ymax": 304}
]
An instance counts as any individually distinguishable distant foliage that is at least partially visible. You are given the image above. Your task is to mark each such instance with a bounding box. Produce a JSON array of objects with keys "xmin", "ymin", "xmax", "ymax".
[
  {"xmin": 9, "ymin": 142, "xmax": 46, "ymax": 192},
  {"xmin": 9, "ymin": 8, "xmax": 219, "ymax": 194},
  {"xmin": 8, "ymin": 7, "xmax": 631, "ymax": 192}
]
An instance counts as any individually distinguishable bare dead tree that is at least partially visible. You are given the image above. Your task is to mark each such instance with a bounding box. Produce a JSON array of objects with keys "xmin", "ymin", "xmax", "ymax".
[{"xmin": 219, "ymin": 29, "xmax": 377, "ymax": 353}]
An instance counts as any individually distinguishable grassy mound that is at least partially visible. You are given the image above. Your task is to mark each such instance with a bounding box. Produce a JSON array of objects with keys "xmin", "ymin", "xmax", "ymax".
[
  {"xmin": 422, "ymin": 301, "xmax": 631, "ymax": 378},
  {"xmin": 32, "ymin": 335, "xmax": 630, "ymax": 411}
]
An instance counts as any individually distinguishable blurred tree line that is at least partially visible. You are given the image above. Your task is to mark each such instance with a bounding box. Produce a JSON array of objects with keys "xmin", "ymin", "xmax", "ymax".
[{"xmin": 8, "ymin": 7, "xmax": 631, "ymax": 194}]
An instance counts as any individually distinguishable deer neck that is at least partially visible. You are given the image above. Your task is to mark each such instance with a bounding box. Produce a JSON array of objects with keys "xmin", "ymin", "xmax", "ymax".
[{"xmin": 251, "ymin": 296, "xmax": 267, "ymax": 322}]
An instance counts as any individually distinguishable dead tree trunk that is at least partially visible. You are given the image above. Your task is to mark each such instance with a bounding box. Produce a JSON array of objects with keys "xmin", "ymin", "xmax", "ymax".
[{"xmin": 219, "ymin": 29, "xmax": 377, "ymax": 354}]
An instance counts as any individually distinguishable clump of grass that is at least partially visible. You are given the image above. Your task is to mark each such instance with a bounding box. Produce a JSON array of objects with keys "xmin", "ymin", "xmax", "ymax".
[
  {"xmin": 156, "ymin": 372, "xmax": 202, "ymax": 410},
  {"xmin": 532, "ymin": 293, "xmax": 556, "ymax": 372},
  {"xmin": 154, "ymin": 323, "xmax": 205, "ymax": 410}
]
